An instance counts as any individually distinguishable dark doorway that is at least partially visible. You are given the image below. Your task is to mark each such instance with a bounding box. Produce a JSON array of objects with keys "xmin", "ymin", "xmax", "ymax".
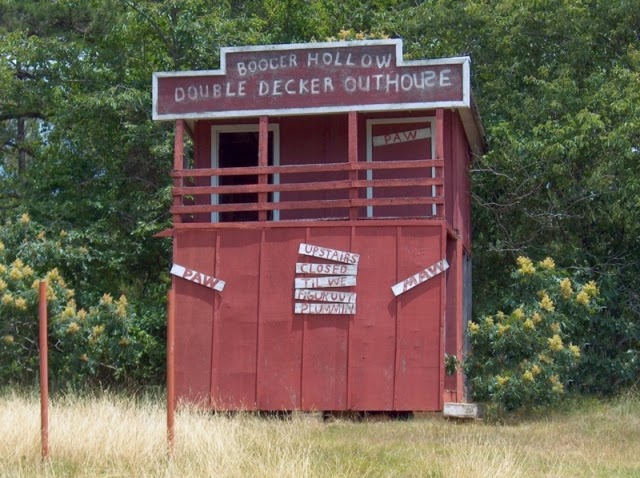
[{"xmin": 218, "ymin": 131, "xmax": 273, "ymax": 222}]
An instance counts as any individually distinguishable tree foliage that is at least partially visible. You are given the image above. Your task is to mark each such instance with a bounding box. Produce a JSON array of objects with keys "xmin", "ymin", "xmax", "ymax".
[
  {"xmin": 465, "ymin": 256, "xmax": 601, "ymax": 413},
  {"xmin": 0, "ymin": 214, "xmax": 162, "ymax": 388},
  {"xmin": 1, "ymin": 0, "xmax": 638, "ymax": 393}
]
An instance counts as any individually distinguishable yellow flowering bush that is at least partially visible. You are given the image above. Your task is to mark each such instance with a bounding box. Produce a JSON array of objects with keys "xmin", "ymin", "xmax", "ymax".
[
  {"xmin": 548, "ymin": 334, "xmax": 564, "ymax": 351},
  {"xmin": 582, "ymin": 281, "xmax": 599, "ymax": 297},
  {"xmin": 516, "ymin": 256, "xmax": 535, "ymax": 275},
  {"xmin": 0, "ymin": 213, "xmax": 149, "ymax": 389},
  {"xmin": 539, "ymin": 292, "xmax": 555, "ymax": 312},
  {"xmin": 465, "ymin": 255, "xmax": 601, "ymax": 413},
  {"xmin": 560, "ymin": 278, "xmax": 573, "ymax": 299},
  {"xmin": 575, "ymin": 290, "xmax": 590, "ymax": 306},
  {"xmin": 539, "ymin": 257, "xmax": 556, "ymax": 270}
]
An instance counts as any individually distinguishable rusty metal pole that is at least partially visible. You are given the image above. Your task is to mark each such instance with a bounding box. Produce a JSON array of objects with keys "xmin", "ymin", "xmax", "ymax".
[
  {"xmin": 38, "ymin": 281, "xmax": 49, "ymax": 460},
  {"xmin": 167, "ymin": 288, "xmax": 176, "ymax": 456}
]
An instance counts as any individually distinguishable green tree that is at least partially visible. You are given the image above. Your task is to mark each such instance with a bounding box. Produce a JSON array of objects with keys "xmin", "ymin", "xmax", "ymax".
[{"xmin": 1, "ymin": 0, "xmax": 637, "ymax": 394}]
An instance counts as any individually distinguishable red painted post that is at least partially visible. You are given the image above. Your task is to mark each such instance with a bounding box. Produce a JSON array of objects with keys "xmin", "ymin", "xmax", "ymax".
[
  {"xmin": 167, "ymin": 288, "xmax": 176, "ymax": 456},
  {"xmin": 173, "ymin": 119, "xmax": 184, "ymax": 224},
  {"xmin": 347, "ymin": 111, "xmax": 358, "ymax": 220},
  {"xmin": 258, "ymin": 116, "xmax": 269, "ymax": 222},
  {"xmin": 435, "ymin": 109, "xmax": 446, "ymax": 218},
  {"xmin": 38, "ymin": 281, "xmax": 49, "ymax": 460}
]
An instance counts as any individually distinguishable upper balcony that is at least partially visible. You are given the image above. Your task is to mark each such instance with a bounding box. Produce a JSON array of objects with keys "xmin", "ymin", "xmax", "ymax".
[{"xmin": 169, "ymin": 113, "xmax": 447, "ymax": 227}]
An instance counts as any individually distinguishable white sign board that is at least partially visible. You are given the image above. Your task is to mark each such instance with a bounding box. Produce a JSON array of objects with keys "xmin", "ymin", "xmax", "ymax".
[
  {"xmin": 295, "ymin": 262, "xmax": 357, "ymax": 276},
  {"xmin": 295, "ymin": 275, "xmax": 356, "ymax": 289},
  {"xmin": 391, "ymin": 259, "xmax": 449, "ymax": 297},
  {"xmin": 170, "ymin": 264, "xmax": 225, "ymax": 292},
  {"xmin": 294, "ymin": 302, "xmax": 356, "ymax": 315},
  {"xmin": 298, "ymin": 243, "xmax": 359, "ymax": 265},
  {"xmin": 373, "ymin": 127, "xmax": 431, "ymax": 147},
  {"xmin": 295, "ymin": 289, "xmax": 356, "ymax": 303}
]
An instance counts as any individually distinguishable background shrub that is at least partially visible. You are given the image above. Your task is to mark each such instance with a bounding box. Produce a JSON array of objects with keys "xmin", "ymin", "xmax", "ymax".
[
  {"xmin": 0, "ymin": 214, "xmax": 164, "ymax": 390},
  {"xmin": 464, "ymin": 256, "xmax": 601, "ymax": 413}
]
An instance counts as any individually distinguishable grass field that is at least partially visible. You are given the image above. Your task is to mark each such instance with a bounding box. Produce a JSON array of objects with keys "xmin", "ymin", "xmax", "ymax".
[{"xmin": 1, "ymin": 390, "xmax": 639, "ymax": 477}]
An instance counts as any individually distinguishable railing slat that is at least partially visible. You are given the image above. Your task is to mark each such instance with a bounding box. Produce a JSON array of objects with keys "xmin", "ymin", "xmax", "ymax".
[
  {"xmin": 172, "ymin": 159, "xmax": 443, "ymax": 178},
  {"xmin": 173, "ymin": 177, "xmax": 443, "ymax": 196},
  {"xmin": 171, "ymin": 196, "xmax": 443, "ymax": 214}
]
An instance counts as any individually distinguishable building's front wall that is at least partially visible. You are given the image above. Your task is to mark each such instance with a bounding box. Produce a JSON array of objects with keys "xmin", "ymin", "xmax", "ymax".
[
  {"xmin": 173, "ymin": 223, "xmax": 446, "ymax": 411},
  {"xmin": 170, "ymin": 108, "xmax": 472, "ymax": 410}
]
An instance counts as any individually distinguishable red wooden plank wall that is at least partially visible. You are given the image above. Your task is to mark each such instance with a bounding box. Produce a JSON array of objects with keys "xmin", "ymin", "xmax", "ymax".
[
  {"xmin": 303, "ymin": 227, "xmax": 350, "ymax": 410},
  {"xmin": 172, "ymin": 224, "xmax": 445, "ymax": 411},
  {"xmin": 257, "ymin": 228, "xmax": 305, "ymax": 409},
  {"xmin": 173, "ymin": 230, "xmax": 216, "ymax": 404},
  {"xmin": 211, "ymin": 229, "xmax": 261, "ymax": 408}
]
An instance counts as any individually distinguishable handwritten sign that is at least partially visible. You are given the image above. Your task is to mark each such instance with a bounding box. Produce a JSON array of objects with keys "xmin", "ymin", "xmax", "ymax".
[
  {"xmin": 153, "ymin": 40, "xmax": 470, "ymax": 120},
  {"xmin": 295, "ymin": 289, "xmax": 356, "ymax": 304},
  {"xmin": 295, "ymin": 262, "xmax": 357, "ymax": 275},
  {"xmin": 391, "ymin": 259, "xmax": 449, "ymax": 297},
  {"xmin": 170, "ymin": 264, "xmax": 225, "ymax": 292},
  {"xmin": 298, "ymin": 243, "xmax": 359, "ymax": 265},
  {"xmin": 295, "ymin": 275, "xmax": 356, "ymax": 289},
  {"xmin": 372, "ymin": 127, "xmax": 431, "ymax": 147},
  {"xmin": 294, "ymin": 302, "xmax": 356, "ymax": 315}
]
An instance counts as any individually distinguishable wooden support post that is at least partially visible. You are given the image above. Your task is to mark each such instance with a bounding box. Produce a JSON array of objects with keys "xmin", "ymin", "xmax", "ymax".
[
  {"xmin": 347, "ymin": 111, "xmax": 358, "ymax": 220},
  {"xmin": 455, "ymin": 239, "xmax": 465, "ymax": 400},
  {"xmin": 167, "ymin": 288, "xmax": 176, "ymax": 456},
  {"xmin": 258, "ymin": 116, "xmax": 269, "ymax": 221},
  {"xmin": 38, "ymin": 281, "xmax": 49, "ymax": 460},
  {"xmin": 173, "ymin": 119, "xmax": 185, "ymax": 224},
  {"xmin": 435, "ymin": 109, "xmax": 446, "ymax": 218},
  {"xmin": 439, "ymin": 224, "xmax": 447, "ymax": 411}
]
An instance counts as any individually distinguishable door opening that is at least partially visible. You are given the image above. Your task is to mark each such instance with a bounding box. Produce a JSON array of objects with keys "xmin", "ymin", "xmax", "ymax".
[{"xmin": 212, "ymin": 125, "xmax": 278, "ymax": 222}]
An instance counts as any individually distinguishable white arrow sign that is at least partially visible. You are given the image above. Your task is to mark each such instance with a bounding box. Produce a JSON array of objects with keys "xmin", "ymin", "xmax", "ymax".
[
  {"xmin": 391, "ymin": 259, "xmax": 449, "ymax": 296},
  {"xmin": 171, "ymin": 264, "xmax": 225, "ymax": 292},
  {"xmin": 373, "ymin": 127, "xmax": 431, "ymax": 147},
  {"xmin": 294, "ymin": 275, "xmax": 356, "ymax": 289},
  {"xmin": 294, "ymin": 289, "xmax": 357, "ymax": 304},
  {"xmin": 298, "ymin": 243, "xmax": 359, "ymax": 265},
  {"xmin": 294, "ymin": 302, "xmax": 356, "ymax": 315},
  {"xmin": 295, "ymin": 262, "xmax": 358, "ymax": 276}
]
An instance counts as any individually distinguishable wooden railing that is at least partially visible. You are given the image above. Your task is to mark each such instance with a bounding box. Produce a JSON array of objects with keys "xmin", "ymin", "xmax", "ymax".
[{"xmin": 170, "ymin": 159, "xmax": 444, "ymax": 222}]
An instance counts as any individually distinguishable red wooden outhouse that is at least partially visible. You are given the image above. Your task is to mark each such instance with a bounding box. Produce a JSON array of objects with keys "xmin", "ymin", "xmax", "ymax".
[{"xmin": 153, "ymin": 40, "xmax": 485, "ymax": 412}]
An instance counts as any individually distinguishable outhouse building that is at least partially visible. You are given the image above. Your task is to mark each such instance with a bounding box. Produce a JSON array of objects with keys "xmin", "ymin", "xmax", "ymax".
[{"xmin": 153, "ymin": 39, "xmax": 485, "ymax": 412}]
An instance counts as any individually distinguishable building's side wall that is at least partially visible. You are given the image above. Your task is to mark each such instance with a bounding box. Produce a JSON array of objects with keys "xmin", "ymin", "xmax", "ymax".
[
  {"xmin": 443, "ymin": 110, "xmax": 473, "ymax": 401},
  {"xmin": 172, "ymin": 223, "xmax": 446, "ymax": 411}
]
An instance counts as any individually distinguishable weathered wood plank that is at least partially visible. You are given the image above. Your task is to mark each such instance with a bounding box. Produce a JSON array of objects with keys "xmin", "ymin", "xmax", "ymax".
[
  {"xmin": 173, "ymin": 177, "xmax": 442, "ymax": 196},
  {"xmin": 443, "ymin": 402, "xmax": 480, "ymax": 419},
  {"xmin": 171, "ymin": 159, "xmax": 444, "ymax": 177},
  {"xmin": 172, "ymin": 196, "xmax": 442, "ymax": 215},
  {"xmin": 373, "ymin": 127, "xmax": 431, "ymax": 147},
  {"xmin": 294, "ymin": 275, "xmax": 356, "ymax": 289},
  {"xmin": 294, "ymin": 289, "xmax": 356, "ymax": 303},
  {"xmin": 170, "ymin": 264, "xmax": 225, "ymax": 292},
  {"xmin": 294, "ymin": 302, "xmax": 356, "ymax": 315},
  {"xmin": 391, "ymin": 259, "xmax": 449, "ymax": 296},
  {"xmin": 298, "ymin": 243, "xmax": 360, "ymax": 265},
  {"xmin": 295, "ymin": 262, "xmax": 358, "ymax": 275}
]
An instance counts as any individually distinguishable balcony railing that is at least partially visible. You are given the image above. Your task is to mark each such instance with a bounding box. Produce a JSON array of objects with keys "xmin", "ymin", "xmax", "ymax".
[{"xmin": 171, "ymin": 158, "xmax": 444, "ymax": 223}]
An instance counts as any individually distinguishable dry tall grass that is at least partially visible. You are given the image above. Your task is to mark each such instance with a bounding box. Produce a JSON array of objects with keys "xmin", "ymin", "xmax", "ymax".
[{"xmin": 1, "ymin": 390, "xmax": 638, "ymax": 477}]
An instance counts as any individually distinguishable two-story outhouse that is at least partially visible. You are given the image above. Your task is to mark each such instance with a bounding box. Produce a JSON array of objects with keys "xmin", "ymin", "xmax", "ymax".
[{"xmin": 153, "ymin": 40, "xmax": 485, "ymax": 412}]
